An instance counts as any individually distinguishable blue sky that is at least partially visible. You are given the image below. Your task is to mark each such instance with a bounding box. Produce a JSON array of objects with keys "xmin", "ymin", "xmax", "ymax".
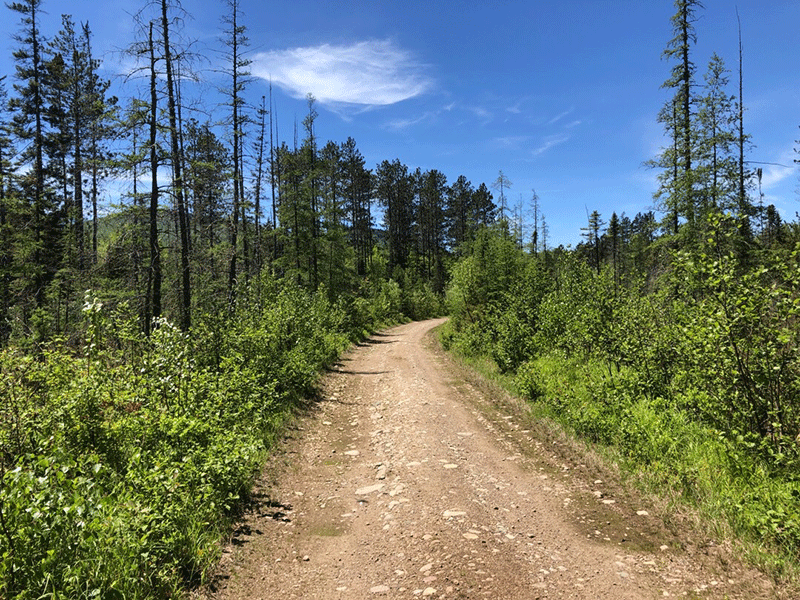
[{"xmin": 1, "ymin": 0, "xmax": 798, "ymax": 247}]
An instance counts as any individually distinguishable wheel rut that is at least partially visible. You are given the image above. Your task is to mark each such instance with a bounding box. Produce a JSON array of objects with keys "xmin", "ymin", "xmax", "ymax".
[{"xmin": 200, "ymin": 318, "xmax": 778, "ymax": 600}]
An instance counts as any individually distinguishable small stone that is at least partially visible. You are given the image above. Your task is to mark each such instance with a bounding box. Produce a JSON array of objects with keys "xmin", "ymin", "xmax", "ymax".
[
  {"xmin": 356, "ymin": 483, "xmax": 385, "ymax": 495},
  {"xmin": 443, "ymin": 463, "xmax": 458, "ymax": 469},
  {"xmin": 463, "ymin": 533, "xmax": 478, "ymax": 540},
  {"xmin": 370, "ymin": 584, "xmax": 390, "ymax": 593},
  {"xmin": 637, "ymin": 510, "xmax": 649, "ymax": 516},
  {"xmin": 443, "ymin": 510, "xmax": 466, "ymax": 518},
  {"xmin": 422, "ymin": 588, "xmax": 436, "ymax": 596},
  {"xmin": 302, "ymin": 555, "xmax": 310, "ymax": 562},
  {"xmin": 344, "ymin": 450, "xmax": 360, "ymax": 456}
]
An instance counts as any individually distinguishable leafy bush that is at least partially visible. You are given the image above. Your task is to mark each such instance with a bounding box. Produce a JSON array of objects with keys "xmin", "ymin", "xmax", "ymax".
[
  {"xmin": 0, "ymin": 276, "xmax": 383, "ymax": 599},
  {"xmin": 444, "ymin": 219, "xmax": 800, "ymax": 566},
  {"xmin": 674, "ymin": 228, "xmax": 800, "ymax": 460}
]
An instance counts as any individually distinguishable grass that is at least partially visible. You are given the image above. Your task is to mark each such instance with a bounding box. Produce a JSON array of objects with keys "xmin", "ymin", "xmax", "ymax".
[{"xmin": 436, "ymin": 322, "xmax": 800, "ymax": 594}]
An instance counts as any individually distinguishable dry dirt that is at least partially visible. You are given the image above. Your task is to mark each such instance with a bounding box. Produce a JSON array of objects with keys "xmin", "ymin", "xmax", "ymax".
[{"xmin": 199, "ymin": 318, "xmax": 783, "ymax": 600}]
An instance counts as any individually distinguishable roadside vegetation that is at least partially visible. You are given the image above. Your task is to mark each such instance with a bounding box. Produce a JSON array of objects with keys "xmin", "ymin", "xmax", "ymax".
[
  {"xmin": 0, "ymin": 274, "xmax": 446, "ymax": 599},
  {"xmin": 2, "ymin": 0, "xmax": 800, "ymax": 597},
  {"xmin": 441, "ymin": 216, "xmax": 800, "ymax": 582}
]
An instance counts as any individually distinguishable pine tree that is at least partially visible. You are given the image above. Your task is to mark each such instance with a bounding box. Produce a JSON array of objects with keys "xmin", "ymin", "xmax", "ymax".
[
  {"xmin": 159, "ymin": 0, "xmax": 191, "ymax": 329},
  {"xmin": 472, "ymin": 183, "xmax": 496, "ymax": 228},
  {"xmin": 539, "ymin": 213, "xmax": 549, "ymax": 262},
  {"xmin": 0, "ymin": 78, "xmax": 14, "ymax": 344},
  {"xmin": 375, "ymin": 159, "xmax": 415, "ymax": 273},
  {"xmin": 7, "ymin": 0, "xmax": 54, "ymax": 314},
  {"xmin": 145, "ymin": 20, "xmax": 162, "ymax": 334},
  {"xmin": 341, "ymin": 137, "xmax": 372, "ymax": 277},
  {"xmin": 581, "ymin": 210, "xmax": 604, "ymax": 274},
  {"xmin": 696, "ymin": 54, "xmax": 739, "ymax": 219},
  {"xmin": 47, "ymin": 17, "xmax": 115, "ymax": 273},
  {"xmin": 276, "ymin": 139, "xmax": 314, "ymax": 286},
  {"xmin": 608, "ymin": 212, "xmax": 620, "ymax": 289},
  {"xmin": 492, "ymin": 170, "xmax": 512, "ymax": 224},
  {"xmin": 221, "ymin": 0, "xmax": 251, "ymax": 302},
  {"xmin": 81, "ymin": 23, "xmax": 116, "ymax": 267},
  {"xmin": 652, "ymin": 0, "xmax": 703, "ymax": 238},
  {"xmin": 530, "ymin": 189, "xmax": 540, "ymax": 256},
  {"xmin": 185, "ymin": 120, "xmax": 230, "ymax": 259},
  {"xmin": 319, "ymin": 140, "xmax": 350, "ymax": 296},
  {"xmin": 416, "ymin": 168, "xmax": 447, "ymax": 291},
  {"xmin": 252, "ymin": 95, "xmax": 266, "ymax": 270},
  {"xmin": 116, "ymin": 99, "xmax": 150, "ymax": 301},
  {"xmin": 303, "ymin": 95, "xmax": 320, "ymax": 289},
  {"xmin": 446, "ymin": 174, "xmax": 474, "ymax": 254}
]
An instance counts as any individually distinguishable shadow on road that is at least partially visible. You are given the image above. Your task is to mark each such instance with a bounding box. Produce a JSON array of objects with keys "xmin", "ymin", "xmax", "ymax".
[
  {"xmin": 334, "ymin": 369, "xmax": 390, "ymax": 376},
  {"xmin": 355, "ymin": 331, "xmax": 398, "ymax": 347}
]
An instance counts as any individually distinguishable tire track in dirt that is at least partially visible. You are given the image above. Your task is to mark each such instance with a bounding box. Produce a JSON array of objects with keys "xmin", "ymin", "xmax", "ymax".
[{"xmin": 200, "ymin": 319, "xmax": 779, "ymax": 600}]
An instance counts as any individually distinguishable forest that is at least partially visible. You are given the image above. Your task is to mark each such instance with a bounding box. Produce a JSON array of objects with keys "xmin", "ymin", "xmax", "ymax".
[{"xmin": 0, "ymin": 0, "xmax": 799, "ymax": 597}]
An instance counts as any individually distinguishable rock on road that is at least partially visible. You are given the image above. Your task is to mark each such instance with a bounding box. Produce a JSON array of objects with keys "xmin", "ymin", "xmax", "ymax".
[{"xmin": 202, "ymin": 319, "xmax": 776, "ymax": 600}]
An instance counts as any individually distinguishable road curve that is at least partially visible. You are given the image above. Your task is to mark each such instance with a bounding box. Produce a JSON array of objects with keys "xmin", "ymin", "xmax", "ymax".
[{"xmin": 203, "ymin": 318, "xmax": 774, "ymax": 600}]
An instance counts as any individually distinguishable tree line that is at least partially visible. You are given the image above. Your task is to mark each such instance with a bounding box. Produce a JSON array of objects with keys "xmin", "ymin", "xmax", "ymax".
[{"xmin": 0, "ymin": 0, "xmax": 503, "ymax": 347}]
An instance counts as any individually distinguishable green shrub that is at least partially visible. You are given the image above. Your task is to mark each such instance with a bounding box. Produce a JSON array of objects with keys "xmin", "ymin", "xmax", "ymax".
[{"xmin": 0, "ymin": 275, "xmax": 390, "ymax": 598}]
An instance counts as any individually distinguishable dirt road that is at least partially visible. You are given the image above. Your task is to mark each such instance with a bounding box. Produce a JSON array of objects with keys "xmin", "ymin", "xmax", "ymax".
[{"xmin": 202, "ymin": 319, "xmax": 778, "ymax": 599}]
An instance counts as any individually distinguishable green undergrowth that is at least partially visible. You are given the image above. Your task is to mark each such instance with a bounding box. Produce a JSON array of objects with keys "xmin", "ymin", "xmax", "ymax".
[
  {"xmin": 0, "ymin": 274, "xmax": 440, "ymax": 599},
  {"xmin": 514, "ymin": 354, "xmax": 800, "ymax": 582},
  {"xmin": 440, "ymin": 220, "xmax": 800, "ymax": 586},
  {"xmin": 441, "ymin": 316, "xmax": 800, "ymax": 584}
]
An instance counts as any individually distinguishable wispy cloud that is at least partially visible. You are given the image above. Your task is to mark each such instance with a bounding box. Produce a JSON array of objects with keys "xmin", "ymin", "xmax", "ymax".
[
  {"xmin": 465, "ymin": 105, "xmax": 493, "ymax": 124},
  {"xmin": 504, "ymin": 95, "xmax": 535, "ymax": 116},
  {"xmin": 506, "ymin": 100, "xmax": 524, "ymax": 114},
  {"xmin": 532, "ymin": 134, "xmax": 570, "ymax": 157},
  {"xmin": 384, "ymin": 112, "xmax": 434, "ymax": 132},
  {"xmin": 547, "ymin": 108, "xmax": 574, "ymax": 126},
  {"xmin": 251, "ymin": 39, "xmax": 432, "ymax": 108},
  {"xmin": 490, "ymin": 135, "xmax": 530, "ymax": 149},
  {"xmin": 757, "ymin": 148, "xmax": 797, "ymax": 191}
]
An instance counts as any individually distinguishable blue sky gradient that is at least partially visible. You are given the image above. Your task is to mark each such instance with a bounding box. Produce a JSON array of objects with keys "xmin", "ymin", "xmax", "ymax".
[{"xmin": 0, "ymin": 0, "xmax": 798, "ymax": 247}]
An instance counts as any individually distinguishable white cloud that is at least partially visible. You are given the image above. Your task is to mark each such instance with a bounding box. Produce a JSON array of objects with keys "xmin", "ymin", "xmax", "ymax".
[
  {"xmin": 757, "ymin": 148, "xmax": 797, "ymax": 191},
  {"xmin": 547, "ymin": 108, "xmax": 574, "ymax": 126},
  {"xmin": 251, "ymin": 39, "xmax": 432, "ymax": 108},
  {"xmin": 465, "ymin": 105, "xmax": 493, "ymax": 124},
  {"xmin": 384, "ymin": 112, "xmax": 432, "ymax": 132},
  {"xmin": 532, "ymin": 134, "xmax": 570, "ymax": 157}
]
